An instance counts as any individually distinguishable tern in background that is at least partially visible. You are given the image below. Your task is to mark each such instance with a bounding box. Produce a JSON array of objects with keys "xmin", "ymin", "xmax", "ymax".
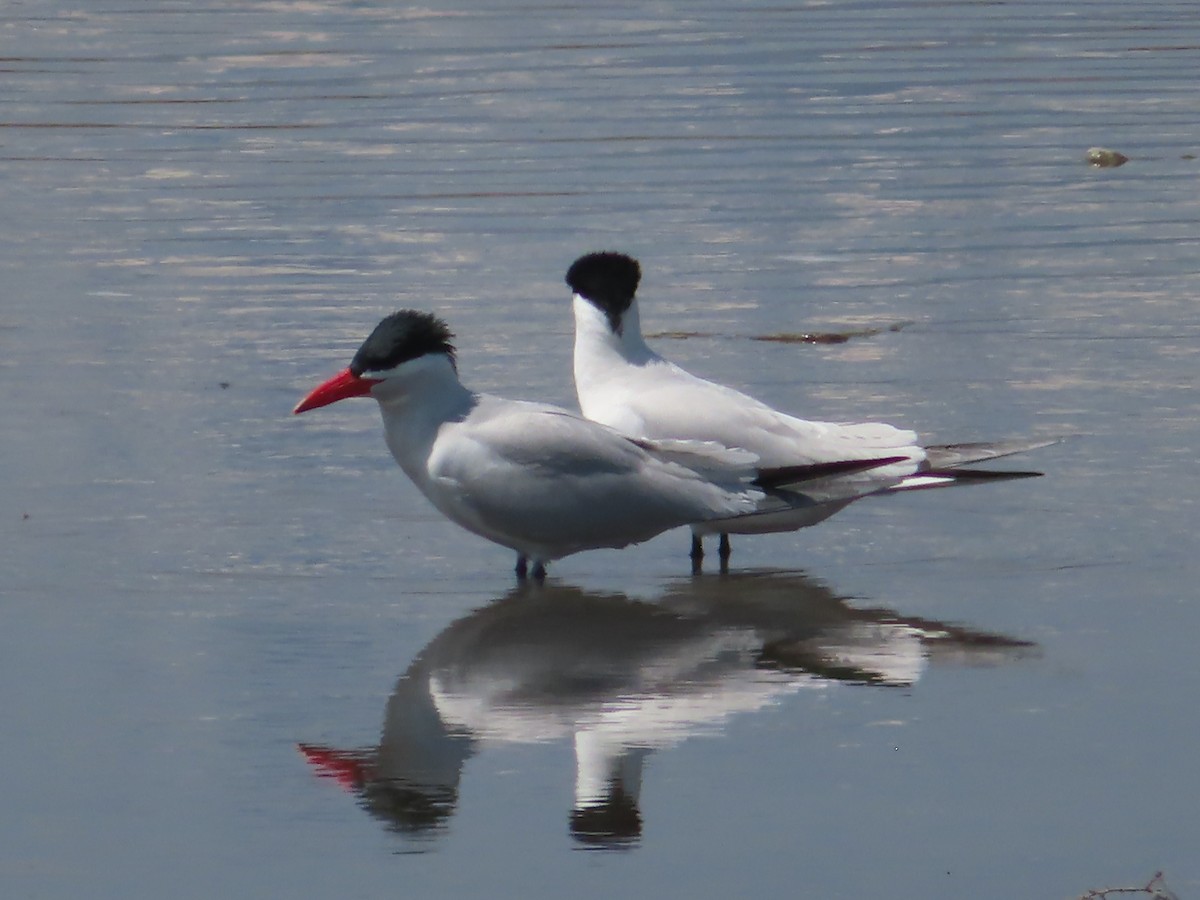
[
  {"xmin": 567, "ymin": 251, "xmax": 1052, "ymax": 569},
  {"xmin": 293, "ymin": 310, "xmax": 890, "ymax": 579}
]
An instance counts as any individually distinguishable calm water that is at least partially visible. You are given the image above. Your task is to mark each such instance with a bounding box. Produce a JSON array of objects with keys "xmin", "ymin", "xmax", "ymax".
[{"xmin": 3, "ymin": 1, "xmax": 1198, "ymax": 897}]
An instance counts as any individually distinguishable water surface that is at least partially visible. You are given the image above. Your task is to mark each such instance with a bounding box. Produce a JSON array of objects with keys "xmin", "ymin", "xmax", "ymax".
[{"xmin": 3, "ymin": 2, "xmax": 1198, "ymax": 898}]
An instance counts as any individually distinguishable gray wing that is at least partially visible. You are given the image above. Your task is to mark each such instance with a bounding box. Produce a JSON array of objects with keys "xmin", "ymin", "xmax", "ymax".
[{"xmin": 428, "ymin": 399, "xmax": 758, "ymax": 554}]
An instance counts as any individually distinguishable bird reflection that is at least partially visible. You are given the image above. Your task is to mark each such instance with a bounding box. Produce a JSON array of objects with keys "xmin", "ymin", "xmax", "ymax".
[{"xmin": 299, "ymin": 571, "xmax": 1035, "ymax": 849}]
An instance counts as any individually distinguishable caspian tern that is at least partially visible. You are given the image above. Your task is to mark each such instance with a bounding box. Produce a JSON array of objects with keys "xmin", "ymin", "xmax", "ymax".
[
  {"xmin": 567, "ymin": 251, "xmax": 1051, "ymax": 568},
  {"xmin": 293, "ymin": 310, "xmax": 868, "ymax": 578}
]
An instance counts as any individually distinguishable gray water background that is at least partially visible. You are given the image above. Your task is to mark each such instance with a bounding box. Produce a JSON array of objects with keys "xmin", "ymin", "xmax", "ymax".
[{"xmin": 3, "ymin": 1, "xmax": 1198, "ymax": 897}]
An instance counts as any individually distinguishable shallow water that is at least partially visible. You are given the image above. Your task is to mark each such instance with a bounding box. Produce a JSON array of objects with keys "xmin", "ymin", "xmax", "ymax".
[{"xmin": 3, "ymin": 1, "xmax": 1198, "ymax": 897}]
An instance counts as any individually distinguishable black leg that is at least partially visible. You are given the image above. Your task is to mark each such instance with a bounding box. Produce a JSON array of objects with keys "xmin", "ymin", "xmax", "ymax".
[
  {"xmin": 689, "ymin": 534, "xmax": 704, "ymax": 574},
  {"xmin": 515, "ymin": 555, "xmax": 528, "ymax": 579},
  {"xmin": 531, "ymin": 561, "xmax": 547, "ymax": 581},
  {"xmin": 718, "ymin": 533, "xmax": 731, "ymax": 574}
]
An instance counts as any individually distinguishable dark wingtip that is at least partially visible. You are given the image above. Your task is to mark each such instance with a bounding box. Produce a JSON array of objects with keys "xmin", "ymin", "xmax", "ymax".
[
  {"xmin": 754, "ymin": 456, "xmax": 910, "ymax": 489},
  {"xmin": 923, "ymin": 468, "xmax": 1044, "ymax": 482}
]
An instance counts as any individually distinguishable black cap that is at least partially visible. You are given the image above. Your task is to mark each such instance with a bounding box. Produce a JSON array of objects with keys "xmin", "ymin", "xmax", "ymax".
[
  {"xmin": 566, "ymin": 252, "xmax": 641, "ymax": 333},
  {"xmin": 350, "ymin": 310, "xmax": 457, "ymax": 376}
]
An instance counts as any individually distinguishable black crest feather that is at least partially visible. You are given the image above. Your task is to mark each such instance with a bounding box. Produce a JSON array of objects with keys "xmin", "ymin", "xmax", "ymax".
[
  {"xmin": 350, "ymin": 310, "xmax": 456, "ymax": 376},
  {"xmin": 565, "ymin": 252, "xmax": 641, "ymax": 333}
]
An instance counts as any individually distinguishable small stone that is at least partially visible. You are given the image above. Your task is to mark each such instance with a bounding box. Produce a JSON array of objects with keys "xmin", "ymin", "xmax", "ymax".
[{"xmin": 1086, "ymin": 147, "xmax": 1129, "ymax": 168}]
